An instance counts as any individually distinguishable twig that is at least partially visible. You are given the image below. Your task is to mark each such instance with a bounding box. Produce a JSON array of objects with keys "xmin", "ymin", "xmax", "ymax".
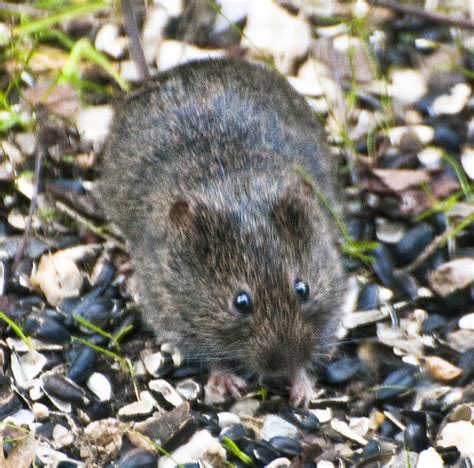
[
  {"xmin": 120, "ymin": 0, "xmax": 150, "ymax": 81},
  {"xmin": 13, "ymin": 143, "xmax": 45, "ymax": 269},
  {"xmin": 54, "ymin": 201, "xmax": 126, "ymax": 249},
  {"xmin": 0, "ymin": 2, "xmax": 43, "ymax": 17},
  {"xmin": 369, "ymin": 0, "xmax": 474, "ymax": 30},
  {"xmin": 395, "ymin": 215, "xmax": 473, "ymax": 275}
]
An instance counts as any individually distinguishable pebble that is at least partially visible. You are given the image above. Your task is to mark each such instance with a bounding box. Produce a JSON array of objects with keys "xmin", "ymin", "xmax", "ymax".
[
  {"xmin": 417, "ymin": 146, "xmax": 443, "ymax": 170},
  {"xmin": 416, "ymin": 447, "xmax": 444, "ymax": 468},
  {"xmin": 459, "ymin": 313, "xmax": 474, "ymax": 330},
  {"xmin": 86, "ymin": 372, "xmax": 112, "ymax": 401},
  {"xmin": 32, "ymin": 402, "xmax": 49, "ymax": 420},
  {"xmin": 375, "ymin": 218, "xmax": 407, "ymax": 244},
  {"xmin": 76, "ymin": 105, "xmax": 114, "ymax": 149},
  {"xmin": 14, "ymin": 132, "xmax": 36, "ymax": 156},
  {"xmin": 437, "ymin": 420, "xmax": 474, "ymax": 457},
  {"xmin": 95, "ymin": 23, "xmax": 128, "ymax": 59},
  {"xmin": 158, "ymin": 429, "xmax": 226, "ymax": 468},
  {"xmin": 118, "ymin": 398, "xmax": 155, "ymax": 421},
  {"xmin": 389, "ymin": 69, "xmax": 427, "ymax": 104},
  {"xmin": 217, "ymin": 411, "xmax": 241, "ymax": 428},
  {"xmin": 260, "ymin": 415, "xmax": 299, "ymax": 441},
  {"xmin": 461, "ymin": 147, "xmax": 474, "ymax": 180},
  {"xmin": 149, "ymin": 379, "xmax": 184, "ymax": 408},
  {"xmin": 393, "ymin": 223, "xmax": 434, "ymax": 265},
  {"xmin": 428, "ymin": 258, "xmax": 474, "ymax": 297},
  {"xmin": 242, "ymin": 0, "xmax": 310, "ymax": 73},
  {"xmin": 430, "ymin": 83, "xmax": 471, "ymax": 116},
  {"xmin": 157, "ymin": 40, "xmax": 224, "ymax": 71}
]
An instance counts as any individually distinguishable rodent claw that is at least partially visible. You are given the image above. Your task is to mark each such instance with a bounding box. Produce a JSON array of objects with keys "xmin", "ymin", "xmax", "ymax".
[
  {"xmin": 208, "ymin": 371, "xmax": 247, "ymax": 401},
  {"xmin": 289, "ymin": 369, "xmax": 314, "ymax": 408}
]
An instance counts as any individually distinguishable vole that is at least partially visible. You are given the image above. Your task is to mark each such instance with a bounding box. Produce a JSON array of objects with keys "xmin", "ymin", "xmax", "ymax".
[{"xmin": 97, "ymin": 59, "xmax": 347, "ymax": 407}]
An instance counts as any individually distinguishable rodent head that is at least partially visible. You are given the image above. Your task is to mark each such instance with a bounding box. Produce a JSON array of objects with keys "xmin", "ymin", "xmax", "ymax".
[{"xmin": 161, "ymin": 175, "xmax": 346, "ymax": 381}]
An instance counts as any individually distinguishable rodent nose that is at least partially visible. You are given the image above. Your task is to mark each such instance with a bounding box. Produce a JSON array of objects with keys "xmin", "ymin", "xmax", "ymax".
[{"xmin": 252, "ymin": 332, "xmax": 314, "ymax": 378}]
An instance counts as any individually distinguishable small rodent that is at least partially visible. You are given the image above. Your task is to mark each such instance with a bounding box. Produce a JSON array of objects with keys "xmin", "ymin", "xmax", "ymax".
[{"xmin": 97, "ymin": 59, "xmax": 347, "ymax": 407}]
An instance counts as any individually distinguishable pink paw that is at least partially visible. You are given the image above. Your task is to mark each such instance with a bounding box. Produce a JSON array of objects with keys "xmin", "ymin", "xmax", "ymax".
[
  {"xmin": 289, "ymin": 369, "xmax": 314, "ymax": 408},
  {"xmin": 207, "ymin": 371, "xmax": 248, "ymax": 400}
]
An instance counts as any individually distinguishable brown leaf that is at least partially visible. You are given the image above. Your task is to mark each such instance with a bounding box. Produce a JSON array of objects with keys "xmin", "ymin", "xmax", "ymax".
[
  {"xmin": 424, "ymin": 356, "xmax": 463, "ymax": 382},
  {"xmin": 24, "ymin": 80, "xmax": 79, "ymax": 119},
  {"xmin": 5, "ymin": 434, "xmax": 39, "ymax": 468},
  {"xmin": 370, "ymin": 168, "xmax": 431, "ymax": 193}
]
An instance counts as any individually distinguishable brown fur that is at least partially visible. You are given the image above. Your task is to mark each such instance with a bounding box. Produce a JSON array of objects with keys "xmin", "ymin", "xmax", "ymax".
[{"xmin": 97, "ymin": 59, "xmax": 347, "ymax": 383}]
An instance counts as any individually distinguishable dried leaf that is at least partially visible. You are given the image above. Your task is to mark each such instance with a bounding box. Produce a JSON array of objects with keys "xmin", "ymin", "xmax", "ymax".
[
  {"xmin": 24, "ymin": 80, "xmax": 79, "ymax": 119},
  {"xmin": 5, "ymin": 434, "xmax": 39, "ymax": 468}
]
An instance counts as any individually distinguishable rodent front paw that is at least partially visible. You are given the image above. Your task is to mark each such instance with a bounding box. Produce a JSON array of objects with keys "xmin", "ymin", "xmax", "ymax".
[
  {"xmin": 289, "ymin": 369, "xmax": 315, "ymax": 408},
  {"xmin": 207, "ymin": 371, "xmax": 248, "ymax": 400}
]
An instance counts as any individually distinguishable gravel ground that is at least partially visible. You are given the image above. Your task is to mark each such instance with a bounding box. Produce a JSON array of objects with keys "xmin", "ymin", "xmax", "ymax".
[{"xmin": 0, "ymin": 1, "xmax": 473, "ymax": 467}]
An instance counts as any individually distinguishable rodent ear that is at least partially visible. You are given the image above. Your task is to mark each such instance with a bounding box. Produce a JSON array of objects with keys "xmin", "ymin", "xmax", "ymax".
[
  {"xmin": 271, "ymin": 178, "xmax": 314, "ymax": 241},
  {"xmin": 168, "ymin": 198, "xmax": 193, "ymax": 229}
]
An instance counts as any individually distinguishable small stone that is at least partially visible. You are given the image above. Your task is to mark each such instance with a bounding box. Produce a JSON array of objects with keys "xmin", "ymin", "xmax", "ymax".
[
  {"xmin": 158, "ymin": 429, "xmax": 226, "ymax": 468},
  {"xmin": 95, "ymin": 23, "xmax": 128, "ymax": 59},
  {"xmin": 424, "ymin": 356, "xmax": 463, "ymax": 382},
  {"xmin": 459, "ymin": 313, "xmax": 474, "ymax": 330},
  {"xmin": 15, "ymin": 132, "xmax": 36, "ymax": 156},
  {"xmin": 375, "ymin": 218, "xmax": 406, "ymax": 244},
  {"xmin": 86, "ymin": 372, "xmax": 112, "ymax": 402},
  {"xmin": 53, "ymin": 424, "xmax": 74, "ymax": 447},
  {"xmin": 260, "ymin": 415, "xmax": 299, "ymax": 441},
  {"xmin": 118, "ymin": 399, "xmax": 155, "ymax": 421},
  {"xmin": 416, "ymin": 447, "xmax": 444, "ymax": 468},
  {"xmin": 437, "ymin": 420, "xmax": 474, "ymax": 457},
  {"xmin": 32, "ymin": 402, "xmax": 49, "ymax": 420},
  {"xmin": 417, "ymin": 147, "xmax": 443, "ymax": 170},
  {"xmin": 428, "ymin": 258, "xmax": 474, "ymax": 297},
  {"xmin": 242, "ymin": 0, "xmax": 311, "ymax": 73},
  {"xmin": 461, "ymin": 147, "xmax": 474, "ymax": 180},
  {"xmin": 389, "ymin": 69, "xmax": 427, "ymax": 105},
  {"xmin": 157, "ymin": 40, "xmax": 224, "ymax": 71},
  {"xmin": 76, "ymin": 105, "xmax": 114, "ymax": 150},
  {"xmin": 217, "ymin": 411, "xmax": 241, "ymax": 428},
  {"xmin": 430, "ymin": 83, "xmax": 471, "ymax": 116}
]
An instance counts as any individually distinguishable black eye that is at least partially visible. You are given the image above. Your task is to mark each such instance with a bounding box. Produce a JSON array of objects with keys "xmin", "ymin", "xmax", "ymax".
[
  {"xmin": 294, "ymin": 280, "xmax": 309, "ymax": 302},
  {"xmin": 234, "ymin": 291, "xmax": 253, "ymax": 314}
]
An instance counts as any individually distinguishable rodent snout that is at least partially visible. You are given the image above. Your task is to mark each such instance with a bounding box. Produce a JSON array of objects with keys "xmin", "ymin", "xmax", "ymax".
[{"xmin": 249, "ymin": 326, "xmax": 315, "ymax": 378}]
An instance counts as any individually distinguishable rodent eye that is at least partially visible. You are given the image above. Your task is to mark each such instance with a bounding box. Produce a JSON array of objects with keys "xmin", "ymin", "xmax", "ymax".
[
  {"xmin": 234, "ymin": 291, "xmax": 253, "ymax": 314},
  {"xmin": 294, "ymin": 280, "xmax": 309, "ymax": 302}
]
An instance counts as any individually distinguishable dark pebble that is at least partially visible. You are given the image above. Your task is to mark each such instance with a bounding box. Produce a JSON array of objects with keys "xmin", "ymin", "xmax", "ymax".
[
  {"xmin": 219, "ymin": 423, "xmax": 247, "ymax": 442},
  {"xmin": 457, "ymin": 348, "xmax": 474, "ymax": 385},
  {"xmin": 269, "ymin": 436, "xmax": 302, "ymax": 457},
  {"xmin": 392, "ymin": 223, "xmax": 434, "ymax": 265},
  {"xmin": 372, "ymin": 244, "xmax": 395, "ymax": 286},
  {"xmin": 42, "ymin": 375, "xmax": 88, "ymax": 407},
  {"xmin": 68, "ymin": 345, "xmax": 98, "ymax": 383},
  {"xmin": 357, "ymin": 283, "xmax": 379, "ymax": 311},
  {"xmin": 391, "ymin": 272, "xmax": 419, "ymax": 301},
  {"xmin": 244, "ymin": 440, "xmax": 279, "ymax": 465},
  {"xmin": 23, "ymin": 314, "xmax": 71, "ymax": 344},
  {"xmin": 437, "ymin": 445, "xmax": 461, "ymax": 465},
  {"xmin": 281, "ymin": 406, "xmax": 320, "ymax": 431},
  {"xmin": 403, "ymin": 413, "xmax": 429, "ymax": 452},
  {"xmin": 422, "ymin": 314, "xmax": 447, "ymax": 334},
  {"xmin": 433, "ymin": 124, "xmax": 462, "ymax": 153},
  {"xmin": 117, "ymin": 449, "xmax": 157, "ymax": 468},
  {"xmin": 324, "ymin": 357, "xmax": 362, "ymax": 384},
  {"xmin": 0, "ymin": 376, "xmax": 22, "ymax": 419},
  {"xmin": 376, "ymin": 367, "xmax": 417, "ymax": 400}
]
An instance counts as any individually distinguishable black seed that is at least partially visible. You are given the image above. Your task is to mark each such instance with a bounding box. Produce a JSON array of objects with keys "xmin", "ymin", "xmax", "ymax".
[
  {"xmin": 393, "ymin": 223, "xmax": 434, "ymax": 265},
  {"xmin": 281, "ymin": 406, "xmax": 319, "ymax": 431},
  {"xmin": 324, "ymin": 357, "xmax": 362, "ymax": 384},
  {"xmin": 269, "ymin": 436, "xmax": 302, "ymax": 457},
  {"xmin": 376, "ymin": 367, "xmax": 417, "ymax": 400},
  {"xmin": 117, "ymin": 449, "xmax": 157, "ymax": 468}
]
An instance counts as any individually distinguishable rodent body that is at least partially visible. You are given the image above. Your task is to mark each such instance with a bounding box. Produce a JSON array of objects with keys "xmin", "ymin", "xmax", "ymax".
[{"xmin": 98, "ymin": 59, "xmax": 347, "ymax": 406}]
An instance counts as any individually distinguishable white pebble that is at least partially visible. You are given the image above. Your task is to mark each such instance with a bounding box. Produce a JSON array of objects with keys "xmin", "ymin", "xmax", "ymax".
[
  {"xmin": 459, "ymin": 313, "xmax": 474, "ymax": 331},
  {"xmin": 260, "ymin": 415, "xmax": 298, "ymax": 440},
  {"xmin": 86, "ymin": 372, "xmax": 112, "ymax": 402}
]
